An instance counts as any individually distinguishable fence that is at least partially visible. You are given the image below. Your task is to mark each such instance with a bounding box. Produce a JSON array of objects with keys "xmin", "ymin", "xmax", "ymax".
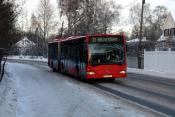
[
  {"xmin": 0, "ymin": 48, "xmax": 7, "ymax": 82},
  {"xmin": 144, "ymin": 49, "xmax": 175, "ymax": 74}
]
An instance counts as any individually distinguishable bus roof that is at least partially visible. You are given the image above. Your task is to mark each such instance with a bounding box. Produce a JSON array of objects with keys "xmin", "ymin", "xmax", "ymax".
[{"xmin": 49, "ymin": 34, "xmax": 124, "ymax": 43}]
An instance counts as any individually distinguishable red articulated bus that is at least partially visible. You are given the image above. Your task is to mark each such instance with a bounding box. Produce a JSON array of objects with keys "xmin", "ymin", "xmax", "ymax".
[{"xmin": 48, "ymin": 34, "xmax": 127, "ymax": 80}]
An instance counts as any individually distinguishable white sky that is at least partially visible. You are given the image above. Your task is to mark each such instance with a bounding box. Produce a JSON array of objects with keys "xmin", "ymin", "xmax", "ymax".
[
  {"xmin": 112, "ymin": 0, "xmax": 175, "ymax": 33},
  {"xmin": 22, "ymin": 0, "xmax": 175, "ymax": 33},
  {"xmin": 25, "ymin": 0, "xmax": 58, "ymax": 16}
]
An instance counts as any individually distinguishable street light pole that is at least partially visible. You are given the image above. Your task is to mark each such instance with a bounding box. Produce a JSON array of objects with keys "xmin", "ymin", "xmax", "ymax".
[{"xmin": 138, "ymin": 0, "xmax": 145, "ymax": 69}]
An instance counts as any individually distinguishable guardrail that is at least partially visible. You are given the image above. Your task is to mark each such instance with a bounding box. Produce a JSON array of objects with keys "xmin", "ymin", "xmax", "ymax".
[{"xmin": 0, "ymin": 48, "xmax": 8, "ymax": 82}]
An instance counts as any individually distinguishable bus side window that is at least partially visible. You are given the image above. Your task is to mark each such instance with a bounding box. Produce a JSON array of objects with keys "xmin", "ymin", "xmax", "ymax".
[
  {"xmin": 83, "ymin": 43, "xmax": 87, "ymax": 64},
  {"xmin": 80, "ymin": 44, "xmax": 84, "ymax": 63}
]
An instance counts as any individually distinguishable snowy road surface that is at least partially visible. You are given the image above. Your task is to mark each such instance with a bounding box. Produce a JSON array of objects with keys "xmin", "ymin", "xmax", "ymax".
[{"xmin": 0, "ymin": 62, "xmax": 163, "ymax": 117}]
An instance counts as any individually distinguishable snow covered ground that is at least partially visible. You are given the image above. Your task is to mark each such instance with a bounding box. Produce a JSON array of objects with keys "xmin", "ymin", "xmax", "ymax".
[
  {"xmin": 0, "ymin": 67, "xmax": 17, "ymax": 117},
  {"xmin": 7, "ymin": 56, "xmax": 47, "ymax": 62},
  {"xmin": 127, "ymin": 67, "xmax": 175, "ymax": 79},
  {"xmin": 0, "ymin": 62, "xmax": 163, "ymax": 117}
]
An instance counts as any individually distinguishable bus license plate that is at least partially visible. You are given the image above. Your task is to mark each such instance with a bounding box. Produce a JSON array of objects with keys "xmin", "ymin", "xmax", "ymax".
[{"xmin": 103, "ymin": 75, "xmax": 112, "ymax": 78}]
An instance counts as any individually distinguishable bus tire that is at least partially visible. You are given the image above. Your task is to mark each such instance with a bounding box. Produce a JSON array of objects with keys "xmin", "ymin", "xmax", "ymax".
[
  {"xmin": 61, "ymin": 63, "xmax": 64, "ymax": 73},
  {"xmin": 52, "ymin": 68, "xmax": 56, "ymax": 72}
]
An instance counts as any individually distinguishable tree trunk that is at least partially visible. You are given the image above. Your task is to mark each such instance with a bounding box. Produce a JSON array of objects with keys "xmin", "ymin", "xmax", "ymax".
[{"xmin": 0, "ymin": 56, "xmax": 2, "ymax": 81}]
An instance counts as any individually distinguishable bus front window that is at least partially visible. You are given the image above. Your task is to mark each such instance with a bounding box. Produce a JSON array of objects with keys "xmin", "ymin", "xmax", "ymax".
[{"xmin": 89, "ymin": 43, "xmax": 124, "ymax": 66}]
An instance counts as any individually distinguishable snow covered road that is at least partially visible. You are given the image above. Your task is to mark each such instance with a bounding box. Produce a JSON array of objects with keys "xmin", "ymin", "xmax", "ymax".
[{"xmin": 0, "ymin": 62, "xmax": 163, "ymax": 117}]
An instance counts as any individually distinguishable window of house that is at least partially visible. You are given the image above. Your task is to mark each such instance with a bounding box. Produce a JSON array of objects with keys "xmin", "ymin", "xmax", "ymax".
[
  {"xmin": 170, "ymin": 28, "xmax": 175, "ymax": 36},
  {"xmin": 164, "ymin": 29, "xmax": 169, "ymax": 36}
]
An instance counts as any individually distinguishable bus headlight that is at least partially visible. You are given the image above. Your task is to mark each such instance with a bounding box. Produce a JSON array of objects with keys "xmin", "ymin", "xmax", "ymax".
[
  {"xmin": 87, "ymin": 71, "xmax": 95, "ymax": 75},
  {"xmin": 120, "ymin": 71, "xmax": 126, "ymax": 74}
]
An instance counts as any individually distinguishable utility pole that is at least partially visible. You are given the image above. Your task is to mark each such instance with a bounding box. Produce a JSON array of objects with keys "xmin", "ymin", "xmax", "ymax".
[{"xmin": 138, "ymin": 0, "xmax": 145, "ymax": 69}]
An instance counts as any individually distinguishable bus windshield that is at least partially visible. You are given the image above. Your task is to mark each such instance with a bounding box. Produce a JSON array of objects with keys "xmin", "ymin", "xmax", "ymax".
[{"xmin": 89, "ymin": 43, "xmax": 124, "ymax": 66}]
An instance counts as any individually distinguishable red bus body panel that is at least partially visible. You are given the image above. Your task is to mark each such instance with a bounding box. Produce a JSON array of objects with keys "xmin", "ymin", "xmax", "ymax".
[{"xmin": 86, "ymin": 64, "xmax": 126, "ymax": 79}]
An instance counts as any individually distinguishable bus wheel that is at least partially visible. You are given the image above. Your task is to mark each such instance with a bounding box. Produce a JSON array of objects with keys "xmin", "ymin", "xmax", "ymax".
[
  {"xmin": 61, "ymin": 63, "xmax": 64, "ymax": 73},
  {"xmin": 52, "ymin": 68, "xmax": 56, "ymax": 72}
]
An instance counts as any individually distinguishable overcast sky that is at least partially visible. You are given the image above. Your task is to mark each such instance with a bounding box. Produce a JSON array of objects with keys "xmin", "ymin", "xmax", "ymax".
[
  {"xmin": 23, "ymin": 0, "xmax": 175, "ymax": 33},
  {"xmin": 24, "ymin": 0, "xmax": 58, "ymax": 18},
  {"xmin": 113, "ymin": 0, "xmax": 175, "ymax": 32}
]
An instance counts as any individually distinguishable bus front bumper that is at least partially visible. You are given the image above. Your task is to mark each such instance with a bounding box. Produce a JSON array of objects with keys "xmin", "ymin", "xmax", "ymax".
[{"xmin": 86, "ymin": 73, "xmax": 126, "ymax": 79}]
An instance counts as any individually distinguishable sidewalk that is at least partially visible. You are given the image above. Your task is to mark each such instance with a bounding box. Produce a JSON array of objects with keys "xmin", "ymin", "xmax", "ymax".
[{"xmin": 127, "ymin": 67, "xmax": 175, "ymax": 80}]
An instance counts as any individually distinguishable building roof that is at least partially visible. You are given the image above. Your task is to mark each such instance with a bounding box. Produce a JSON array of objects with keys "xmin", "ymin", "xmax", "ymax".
[
  {"xmin": 15, "ymin": 37, "xmax": 36, "ymax": 48},
  {"xmin": 162, "ymin": 11, "xmax": 175, "ymax": 30},
  {"xmin": 171, "ymin": 11, "xmax": 175, "ymax": 20}
]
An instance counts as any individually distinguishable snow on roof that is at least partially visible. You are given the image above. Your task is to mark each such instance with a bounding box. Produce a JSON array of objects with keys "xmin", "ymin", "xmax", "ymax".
[
  {"xmin": 157, "ymin": 34, "xmax": 167, "ymax": 42},
  {"xmin": 127, "ymin": 38, "xmax": 139, "ymax": 43},
  {"xmin": 16, "ymin": 37, "xmax": 36, "ymax": 48},
  {"xmin": 127, "ymin": 37, "xmax": 147, "ymax": 43}
]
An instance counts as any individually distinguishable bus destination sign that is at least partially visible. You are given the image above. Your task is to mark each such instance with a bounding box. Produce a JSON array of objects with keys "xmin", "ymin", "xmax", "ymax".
[{"xmin": 90, "ymin": 36, "xmax": 122, "ymax": 43}]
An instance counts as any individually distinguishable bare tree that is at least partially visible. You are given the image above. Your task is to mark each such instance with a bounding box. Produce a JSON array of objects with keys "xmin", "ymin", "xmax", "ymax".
[
  {"xmin": 37, "ymin": 0, "xmax": 54, "ymax": 40},
  {"xmin": 129, "ymin": 4, "xmax": 168, "ymax": 41},
  {"xmin": 148, "ymin": 6, "xmax": 168, "ymax": 41},
  {"xmin": 59, "ymin": 0, "xmax": 85, "ymax": 35},
  {"xmin": 35, "ymin": 0, "xmax": 55, "ymax": 56},
  {"xmin": 94, "ymin": 1, "xmax": 120, "ymax": 34},
  {"xmin": 58, "ymin": 0, "xmax": 120, "ymax": 36},
  {"xmin": 30, "ymin": 14, "xmax": 38, "ymax": 33},
  {"xmin": 129, "ymin": 3, "xmax": 151, "ymax": 39}
]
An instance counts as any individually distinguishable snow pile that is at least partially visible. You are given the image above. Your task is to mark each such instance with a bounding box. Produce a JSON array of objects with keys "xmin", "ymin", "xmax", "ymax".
[
  {"xmin": 127, "ymin": 37, "xmax": 147, "ymax": 43},
  {"xmin": 0, "ymin": 63, "xmax": 17, "ymax": 117},
  {"xmin": 8, "ymin": 56, "xmax": 48, "ymax": 62},
  {"xmin": 127, "ymin": 67, "xmax": 175, "ymax": 79}
]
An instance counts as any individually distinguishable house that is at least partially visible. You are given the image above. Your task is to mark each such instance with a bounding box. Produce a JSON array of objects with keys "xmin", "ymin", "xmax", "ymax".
[
  {"xmin": 156, "ymin": 12, "xmax": 175, "ymax": 50},
  {"xmin": 14, "ymin": 37, "xmax": 36, "ymax": 55}
]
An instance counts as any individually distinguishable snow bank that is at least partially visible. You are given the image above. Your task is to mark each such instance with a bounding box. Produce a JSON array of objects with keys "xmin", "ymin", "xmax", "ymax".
[
  {"xmin": 8, "ymin": 56, "xmax": 48, "ymax": 62},
  {"xmin": 0, "ymin": 63, "xmax": 17, "ymax": 117},
  {"xmin": 127, "ymin": 37, "xmax": 147, "ymax": 43},
  {"xmin": 127, "ymin": 67, "xmax": 175, "ymax": 79}
]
